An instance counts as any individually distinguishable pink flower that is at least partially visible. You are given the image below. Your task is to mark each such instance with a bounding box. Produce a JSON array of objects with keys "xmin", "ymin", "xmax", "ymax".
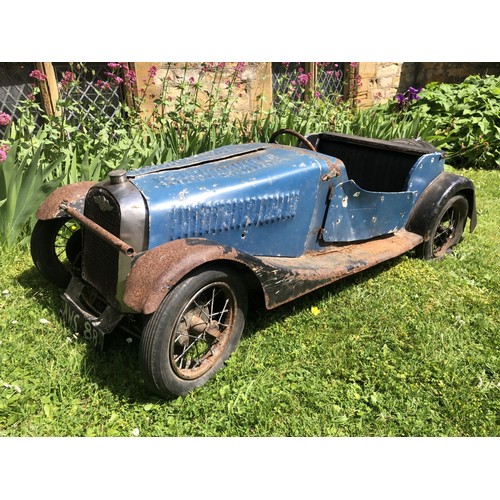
[
  {"xmin": 62, "ymin": 71, "xmax": 75, "ymax": 82},
  {"xmin": 27, "ymin": 94, "xmax": 35, "ymax": 101},
  {"xmin": 107, "ymin": 62, "xmax": 122, "ymax": 69},
  {"xmin": 235, "ymin": 62, "xmax": 246, "ymax": 75},
  {"xmin": 0, "ymin": 143, "xmax": 9, "ymax": 162},
  {"xmin": 104, "ymin": 72, "xmax": 124, "ymax": 86},
  {"xmin": 297, "ymin": 73, "xmax": 309, "ymax": 86},
  {"xmin": 148, "ymin": 65, "xmax": 157, "ymax": 78},
  {"xmin": 59, "ymin": 71, "xmax": 76, "ymax": 89},
  {"xmin": 0, "ymin": 112, "xmax": 12, "ymax": 126},
  {"xmin": 201, "ymin": 62, "xmax": 215, "ymax": 73},
  {"xmin": 314, "ymin": 91, "xmax": 321, "ymax": 98},
  {"xmin": 95, "ymin": 80, "xmax": 111, "ymax": 91},
  {"xmin": 124, "ymin": 69, "xmax": 136, "ymax": 87},
  {"xmin": 350, "ymin": 62, "xmax": 359, "ymax": 68},
  {"xmin": 29, "ymin": 69, "xmax": 47, "ymax": 81},
  {"xmin": 188, "ymin": 77, "xmax": 195, "ymax": 85}
]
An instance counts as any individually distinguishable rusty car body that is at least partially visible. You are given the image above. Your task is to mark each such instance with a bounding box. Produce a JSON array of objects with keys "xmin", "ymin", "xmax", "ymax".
[{"xmin": 31, "ymin": 129, "xmax": 476, "ymax": 398}]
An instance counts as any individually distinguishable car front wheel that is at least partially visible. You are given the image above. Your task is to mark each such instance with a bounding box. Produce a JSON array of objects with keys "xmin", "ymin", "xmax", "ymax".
[
  {"xmin": 139, "ymin": 266, "xmax": 248, "ymax": 398},
  {"xmin": 30, "ymin": 218, "xmax": 82, "ymax": 288}
]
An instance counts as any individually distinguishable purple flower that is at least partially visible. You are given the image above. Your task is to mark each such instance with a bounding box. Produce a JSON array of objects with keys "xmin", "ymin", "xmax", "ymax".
[
  {"xmin": 395, "ymin": 93, "xmax": 406, "ymax": 104},
  {"xmin": 407, "ymin": 86, "xmax": 422, "ymax": 101},
  {"xmin": 0, "ymin": 112, "xmax": 12, "ymax": 126}
]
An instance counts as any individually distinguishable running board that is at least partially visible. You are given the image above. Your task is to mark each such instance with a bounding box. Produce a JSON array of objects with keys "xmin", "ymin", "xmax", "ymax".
[{"xmin": 254, "ymin": 229, "xmax": 423, "ymax": 309}]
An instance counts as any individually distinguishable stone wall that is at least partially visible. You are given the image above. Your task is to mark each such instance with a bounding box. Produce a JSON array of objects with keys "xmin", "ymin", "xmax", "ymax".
[
  {"xmin": 132, "ymin": 62, "xmax": 499, "ymax": 114},
  {"xmin": 398, "ymin": 62, "xmax": 500, "ymax": 91},
  {"xmin": 357, "ymin": 62, "xmax": 500, "ymax": 107},
  {"xmin": 357, "ymin": 62, "xmax": 402, "ymax": 107},
  {"xmin": 131, "ymin": 62, "xmax": 273, "ymax": 120}
]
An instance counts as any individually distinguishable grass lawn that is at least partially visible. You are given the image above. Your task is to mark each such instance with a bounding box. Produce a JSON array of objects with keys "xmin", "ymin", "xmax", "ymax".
[{"xmin": 0, "ymin": 167, "xmax": 498, "ymax": 437}]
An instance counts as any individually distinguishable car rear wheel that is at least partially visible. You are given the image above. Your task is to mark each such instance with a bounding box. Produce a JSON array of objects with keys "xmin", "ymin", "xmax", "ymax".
[
  {"xmin": 139, "ymin": 266, "xmax": 248, "ymax": 398},
  {"xmin": 30, "ymin": 218, "xmax": 82, "ymax": 288},
  {"xmin": 417, "ymin": 194, "xmax": 469, "ymax": 260}
]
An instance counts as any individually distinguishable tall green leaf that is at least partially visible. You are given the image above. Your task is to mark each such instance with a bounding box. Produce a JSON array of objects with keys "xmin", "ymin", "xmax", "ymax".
[{"xmin": 0, "ymin": 141, "xmax": 63, "ymax": 247}]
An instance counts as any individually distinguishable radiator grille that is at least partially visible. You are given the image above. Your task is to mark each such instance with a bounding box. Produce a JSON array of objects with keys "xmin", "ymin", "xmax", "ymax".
[{"xmin": 82, "ymin": 187, "xmax": 121, "ymax": 305}]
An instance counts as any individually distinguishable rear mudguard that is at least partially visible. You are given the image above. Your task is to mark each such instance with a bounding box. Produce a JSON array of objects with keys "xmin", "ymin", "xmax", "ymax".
[
  {"xmin": 406, "ymin": 172, "xmax": 477, "ymax": 240},
  {"xmin": 35, "ymin": 181, "xmax": 96, "ymax": 220}
]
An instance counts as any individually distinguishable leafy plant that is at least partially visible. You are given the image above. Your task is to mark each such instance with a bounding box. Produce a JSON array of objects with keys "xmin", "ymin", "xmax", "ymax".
[
  {"xmin": 0, "ymin": 141, "xmax": 62, "ymax": 246},
  {"xmin": 400, "ymin": 75, "xmax": 500, "ymax": 169}
]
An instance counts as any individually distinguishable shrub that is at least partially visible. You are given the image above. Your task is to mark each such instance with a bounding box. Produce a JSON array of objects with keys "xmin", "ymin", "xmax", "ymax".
[{"xmin": 398, "ymin": 75, "xmax": 500, "ymax": 169}]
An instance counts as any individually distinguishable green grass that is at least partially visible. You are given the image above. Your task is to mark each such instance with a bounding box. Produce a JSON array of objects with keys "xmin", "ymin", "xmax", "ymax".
[{"xmin": 0, "ymin": 167, "xmax": 498, "ymax": 437}]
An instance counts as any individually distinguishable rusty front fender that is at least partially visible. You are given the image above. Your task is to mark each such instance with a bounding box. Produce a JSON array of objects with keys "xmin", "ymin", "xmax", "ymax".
[
  {"xmin": 35, "ymin": 181, "xmax": 96, "ymax": 220},
  {"xmin": 123, "ymin": 238, "xmax": 262, "ymax": 315}
]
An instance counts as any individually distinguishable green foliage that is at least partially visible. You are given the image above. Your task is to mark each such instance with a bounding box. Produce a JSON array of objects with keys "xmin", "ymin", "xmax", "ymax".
[
  {"xmin": 0, "ymin": 141, "xmax": 62, "ymax": 247},
  {"xmin": 400, "ymin": 75, "xmax": 500, "ymax": 169}
]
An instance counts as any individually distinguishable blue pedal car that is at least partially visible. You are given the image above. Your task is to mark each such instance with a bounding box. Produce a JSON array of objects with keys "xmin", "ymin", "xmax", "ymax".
[{"xmin": 31, "ymin": 129, "xmax": 477, "ymax": 398}]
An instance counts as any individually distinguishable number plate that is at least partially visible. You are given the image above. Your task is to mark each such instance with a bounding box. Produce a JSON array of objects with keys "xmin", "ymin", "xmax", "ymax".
[{"xmin": 61, "ymin": 296, "xmax": 105, "ymax": 350}]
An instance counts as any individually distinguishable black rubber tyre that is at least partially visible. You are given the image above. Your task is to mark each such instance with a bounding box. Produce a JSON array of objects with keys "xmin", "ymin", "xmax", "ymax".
[
  {"xmin": 30, "ymin": 218, "xmax": 82, "ymax": 288},
  {"xmin": 139, "ymin": 266, "xmax": 248, "ymax": 398},
  {"xmin": 417, "ymin": 194, "xmax": 469, "ymax": 260}
]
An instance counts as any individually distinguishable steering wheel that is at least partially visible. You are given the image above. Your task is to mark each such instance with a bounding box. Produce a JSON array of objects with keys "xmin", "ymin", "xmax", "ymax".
[{"xmin": 269, "ymin": 128, "xmax": 317, "ymax": 152}]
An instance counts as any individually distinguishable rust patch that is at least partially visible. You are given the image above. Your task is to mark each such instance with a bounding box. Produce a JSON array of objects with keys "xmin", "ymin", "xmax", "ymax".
[
  {"xmin": 321, "ymin": 158, "xmax": 342, "ymax": 181},
  {"xmin": 257, "ymin": 229, "xmax": 423, "ymax": 309},
  {"xmin": 36, "ymin": 181, "xmax": 96, "ymax": 220},
  {"xmin": 124, "ymin": 239, "xmax": 243, "ymax": 315}
]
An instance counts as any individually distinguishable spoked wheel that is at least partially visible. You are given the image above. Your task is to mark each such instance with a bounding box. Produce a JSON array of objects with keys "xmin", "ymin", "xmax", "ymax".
[
  {"xmin": 269, "ymin": 128, "xmax": 317, "ymax": 152},
  {"xmin": 30, "ymin": 218, "xmax": 82, "ymax": 288},
  {"xmin": 140, "ymin": 266, "xmax": 248, "ymax": 398},
  {"xmin": 419, "ymin": 195, "xmax": 469, "ymax": 260}
]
